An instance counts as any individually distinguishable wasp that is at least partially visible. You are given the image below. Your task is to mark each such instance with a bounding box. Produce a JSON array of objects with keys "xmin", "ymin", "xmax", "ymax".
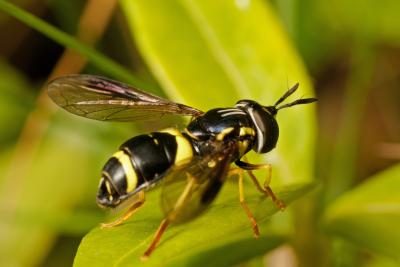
[{"xmin": 47, "ymin": 74, "xmax": 316, "ymax": 259}]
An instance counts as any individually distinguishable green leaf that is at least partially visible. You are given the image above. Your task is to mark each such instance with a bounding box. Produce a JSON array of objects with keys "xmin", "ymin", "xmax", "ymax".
[
  {"xmin": 323, "ymin": 164, "xmax": 400, "ymax": 261},
  {"xmin": 75, "ymin": 0, "xmax": 317, "ymax": 265},
  {"xmin": 74, "ymin": 183, "xmax": 314, "ymax": 267},
  {"xmin": 121, "ymin": 0, "xmax": 317, "ymax": 186}
]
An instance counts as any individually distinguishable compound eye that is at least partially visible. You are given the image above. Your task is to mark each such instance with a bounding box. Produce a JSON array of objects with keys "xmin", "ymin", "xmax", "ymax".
[{"xmin": 248, "ymin": 107, "xmax": 279, "ymax": 153}]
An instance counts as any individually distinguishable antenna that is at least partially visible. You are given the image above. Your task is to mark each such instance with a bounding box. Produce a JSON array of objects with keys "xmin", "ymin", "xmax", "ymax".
[
  {"xmin": 273, "ymin": 83, "xmax": 317, "ymax": 111},
  {"xmin": 276, "ymin": 97, "xmax": 318, "ymax": 110},
  {"xmin": 274, "ymin": 82, "xmax": 299, "ymax": 107}
]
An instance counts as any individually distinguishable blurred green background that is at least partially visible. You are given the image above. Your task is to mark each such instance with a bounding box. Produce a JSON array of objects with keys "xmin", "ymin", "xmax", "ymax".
[{"xmin": 0, "ymin": 0, "xmax": 399, "ymax": 267}]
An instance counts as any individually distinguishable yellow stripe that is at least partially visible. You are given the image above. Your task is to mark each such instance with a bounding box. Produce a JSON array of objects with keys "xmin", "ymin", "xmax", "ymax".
[
  {"xmin": 239, "ymin": 127, "xmax": 255, "ymax": 136},
  {"xmin": 216, "ymin": 127, "xmax": 234, "ymax": 141},
  {"xmin": 175, "ymin": 136, "xmax": 193, "ymax": 164},
  {"xmin": 160, "ymin": 128, "xmax": 193, "ymax": 164},
  {"xmin": 104, "ymin": 178, "xmax": 112, "ymax": 195},
  {"xmin": 113, "ymin": 150, "xmax": 138, "ymax": 193},
  {"xmin": 159, "ymin": 128, "xmax": 181, "ymax": 136}
]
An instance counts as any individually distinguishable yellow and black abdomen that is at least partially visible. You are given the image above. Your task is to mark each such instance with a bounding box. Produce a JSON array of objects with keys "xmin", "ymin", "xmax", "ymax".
[{"xmin": 97, "ymin": 128, "xmax": 194, "ymax": 208}]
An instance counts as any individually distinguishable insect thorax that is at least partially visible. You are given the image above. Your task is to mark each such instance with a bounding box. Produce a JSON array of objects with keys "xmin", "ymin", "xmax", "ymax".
[{"xmin": 185, "ymin": 107, "xmax": 256, "ymax": 157}]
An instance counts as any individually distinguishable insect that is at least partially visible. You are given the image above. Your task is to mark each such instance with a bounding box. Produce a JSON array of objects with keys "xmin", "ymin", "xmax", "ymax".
[{"xmin": 47, "ymin": 74, "xmax": 317, "ymax": 259}]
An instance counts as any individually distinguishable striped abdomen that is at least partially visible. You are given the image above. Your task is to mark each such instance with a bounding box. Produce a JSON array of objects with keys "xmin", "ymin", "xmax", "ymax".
[{"xmin": 97, "ymin": 128, "xmax": 193, "ymax": 208}]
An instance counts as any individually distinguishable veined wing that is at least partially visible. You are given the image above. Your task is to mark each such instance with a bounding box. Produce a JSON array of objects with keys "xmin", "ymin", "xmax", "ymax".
[
  {"xmin": 47, "ymin": 74, "xmax": 203, "ymax": 122},
  {"xmin": 160, "ymin": 141, "xmax": 236, "ymax": 224}
]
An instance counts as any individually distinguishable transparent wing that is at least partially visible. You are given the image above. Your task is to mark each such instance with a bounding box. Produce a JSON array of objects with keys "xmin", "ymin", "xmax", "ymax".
[
  {"xmin": 160, "ymin": 142, "xmax": 236, "ymax": 224},
  {"xmin": 47, "ymin": 74, "xmax": 203, "ymax": 122}
]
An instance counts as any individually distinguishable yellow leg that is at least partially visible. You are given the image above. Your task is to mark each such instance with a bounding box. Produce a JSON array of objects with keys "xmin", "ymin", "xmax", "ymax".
[
  {"xmin": 141, "ymin": 218, "xmax": 170, "ymax": 261},
  {"xmin": 141, "ymin": 174, "xmax": 196, "ymax": 260},
  {"xmin": 229, "ymin": 168, "xmax": 260, "ymax": 238},
  {"xmin": 101, "ymin": 191, "xmax": 145, "ymax": 228},
  {"xmin": 237, "ymin": 159, "xmax": 285, "ymax": 210},
  {"xmin": 247, "ymin": 169, "xmax": 285, "ymax": 210}
]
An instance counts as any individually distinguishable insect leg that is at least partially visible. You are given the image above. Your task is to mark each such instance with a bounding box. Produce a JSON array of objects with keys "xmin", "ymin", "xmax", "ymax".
[
  {"xmin": 141, "ymin": 218, "xmax": 170, "ymax": 261},
  {"xmin": 101, "ymin": 191, "xmax": 145, "ymax": 228},
  {"xmin": 236, "ymin": 160, "xmax": 285, "ymax": 210},
  {"xmin": 247, "ymin": 170, "xmax": 285, "ymax": 210},
  {"xmin": 229, "ymin": 168, "xmax": 260, "ymax": 238},
  {"xmin": 141, "ymin": 173, "xmax": 197, "ymax": 260}
]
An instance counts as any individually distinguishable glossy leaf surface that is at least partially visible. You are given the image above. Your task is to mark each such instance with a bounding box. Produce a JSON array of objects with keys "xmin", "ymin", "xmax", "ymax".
[
  {"xmin": 75, "ymin": 183, "xmax": 314, "ymax": 267},
  {"xmin": 323, "ymin": 164, "xmax": 400, "ymax": 261}
]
